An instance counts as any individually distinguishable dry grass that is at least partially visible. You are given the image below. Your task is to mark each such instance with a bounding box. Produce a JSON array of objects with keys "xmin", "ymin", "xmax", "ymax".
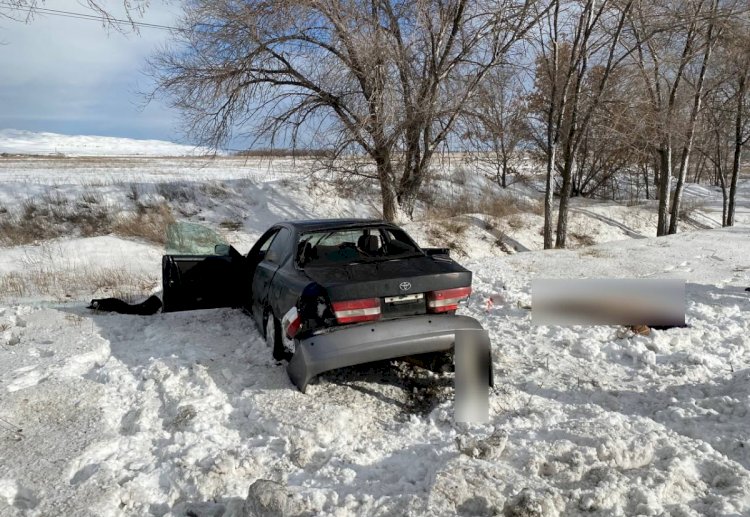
[
  {"xmin": 442, "ymin": 218, "xmax": 468, "ymax": 236},
  {"xmin": 200, "ymin": 182, "xmax": 231, "ymax": 200},
  {"xmin": 80, "ymin": 188, "xmax": 103, "ymax": 206},
  {"xmin": 126, "ymin": 183, "xmax": 141, "ymax": 202},
  {"xmin": 0, "ymin": 201, "xmax": 111, "ymax": 245},
  {"xmin": 570, "ymin": 232, "xmax": 596, "ymax": 247},
  {"xmin": 113, "ymin": 202, "xmax": 175, "ymax": 245},
  {"xmin": 426, "ymin": 220, "xmax": 468, "ymax": 257},
  {"xmin": 568, "ymin": 213, "xmax": 598, "ymax": 248},
  {"xmin": 219, "ymin": 219, "xmax": 244, "ymax": 231},
  {"xmin": 579, "ymin": 247, "xmax": 611, "ymax": 258},
  {"xmin": 506, "ymin": 214, "xmax": 526, "ymax": 230},
  {"xmin": 1, "ymin": 241, "xmax": 158, "ymax": 301},
  {"xmin": 156, "ymin": 182, "xmax": 198, "ymax": 203},
  {"xmin": 480, "ymin": 196, "xmax": 544, "ymax": 219},
  {"xmin": 435, "ymin": 194, "xmax": 474, "ymax": 218},
  {"xmin": 679, "ymin": 198, "xmax": 709, "ymax": 224},
  {"xmin": 0, "ymin": 272, "xmax": 25, "ymax": 298},
  {"xmin": 40, "ymin": 190, "xmax": 68, "ymax": 207},
  {"xmin": 0, "ymin": 267, "xmax": 156, "ymax": 302},
  {"xmin": 453, "ymin": 166, "xmax": 469, "ymax": 186},
  {"xmin": 433, "ymin": 193, "xmax": 543, "ymax": 220},
  {"xmin": 0, "ymin": 192, "xmax": 174, "ymax": 247}
]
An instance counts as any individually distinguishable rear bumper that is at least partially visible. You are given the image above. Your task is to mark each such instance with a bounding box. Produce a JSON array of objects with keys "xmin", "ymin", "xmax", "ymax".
[{"xmin": 286, "ymin": 314, "xmax": 485, "ymax": 392}]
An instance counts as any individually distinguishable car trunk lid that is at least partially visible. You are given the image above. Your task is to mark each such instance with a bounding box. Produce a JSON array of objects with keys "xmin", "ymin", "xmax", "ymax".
[{"xmin": 302, "ymin": 255, "xmax": 472, "ymax": 318}]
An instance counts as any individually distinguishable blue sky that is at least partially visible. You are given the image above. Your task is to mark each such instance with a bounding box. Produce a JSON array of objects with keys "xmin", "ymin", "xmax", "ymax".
[{"xmin": 0, "ymin": 1, "xmax": 189, "ymax": 143}]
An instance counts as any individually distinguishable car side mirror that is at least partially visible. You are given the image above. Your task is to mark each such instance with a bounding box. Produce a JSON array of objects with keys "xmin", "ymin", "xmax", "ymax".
[{"xmin": 214, "ymin": 244, "xmax": 230, "ymax": 256}]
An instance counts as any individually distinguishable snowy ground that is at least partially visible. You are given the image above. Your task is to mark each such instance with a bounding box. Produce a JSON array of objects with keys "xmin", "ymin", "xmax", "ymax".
[
  {"xmin": 0, "ymin": 129, "xmax": 213, "ymax": 157},
  {"xmin": 0, "ymin": 144, "xmax": 749, "ymax": 516}
]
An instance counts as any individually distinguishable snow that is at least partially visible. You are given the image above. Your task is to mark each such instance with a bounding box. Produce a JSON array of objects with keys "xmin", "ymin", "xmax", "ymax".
[
  {"xmin": 0, "ymin": 129, "xmax": 213, "ymax": 157},
  {"xmin": 0, "ymin": 144, "xmax": 749, "ymax": 516}
]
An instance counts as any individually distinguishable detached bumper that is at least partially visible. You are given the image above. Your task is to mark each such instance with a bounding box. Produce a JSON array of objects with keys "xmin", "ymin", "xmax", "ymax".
[{"xmin": 286, "ymin": 314, "xmax": 485, "ymax": 392}]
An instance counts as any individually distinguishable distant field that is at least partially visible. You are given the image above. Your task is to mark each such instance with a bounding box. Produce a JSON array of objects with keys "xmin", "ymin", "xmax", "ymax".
[{"xmin": 0, "ymin": 155, "xmax": 307, "ymax": 185}]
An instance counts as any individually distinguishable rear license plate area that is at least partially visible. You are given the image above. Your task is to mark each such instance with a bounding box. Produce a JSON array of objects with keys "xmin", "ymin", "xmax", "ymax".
[{"xmin": 382, "ymin": 293, "xmax": 426, "ymax": 317}]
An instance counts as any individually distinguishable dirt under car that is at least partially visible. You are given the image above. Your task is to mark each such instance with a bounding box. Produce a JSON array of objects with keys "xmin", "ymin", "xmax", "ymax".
[{"xmin": 152, "ymin": 220, "xmax": 491, "ymax": 392}]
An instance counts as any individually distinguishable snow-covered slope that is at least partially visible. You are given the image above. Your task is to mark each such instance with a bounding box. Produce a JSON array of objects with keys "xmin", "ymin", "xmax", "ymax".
[
  {"xmin": 1, "ymin": 228, "xmax": 749, "ymax": 516},
  {"xmin": 0, "ymin": 129, "xmax": 212, "ymax": 157},
  {"xmin": 0, "ymin": 153, "xmax": 749, "ymax": 516}
]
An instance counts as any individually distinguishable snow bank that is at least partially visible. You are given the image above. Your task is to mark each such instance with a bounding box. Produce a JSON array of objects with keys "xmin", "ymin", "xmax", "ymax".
[
  {"xmin": 0, "ymin": 150, "xmax": 749, "ymax": 515},
  {"xmin": 0, "ymin": 228, "xmax": 748, "ymax": 516}
]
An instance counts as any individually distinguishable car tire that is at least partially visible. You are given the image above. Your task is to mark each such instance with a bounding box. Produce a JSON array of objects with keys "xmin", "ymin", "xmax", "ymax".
[{"xmin": 265, "ymin": 312, "xmax": 287, "ymax": 361}]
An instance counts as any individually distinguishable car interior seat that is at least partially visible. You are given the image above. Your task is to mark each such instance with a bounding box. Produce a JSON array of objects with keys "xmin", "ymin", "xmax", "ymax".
[{"xmin": 358, "ymin": 235, "xmax": 381, "ymax": 255}]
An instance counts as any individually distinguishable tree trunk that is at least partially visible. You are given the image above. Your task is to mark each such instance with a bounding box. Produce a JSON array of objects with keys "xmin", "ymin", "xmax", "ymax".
[
  {"xmin": 501, "ymin": 154, "xmax": 508, "ymax": 188},
  {"xmin": 375, "ymin": 153, "xmax": 401, "ymax": 222},
  {"xmin": 668, "ymin": 146, "xmax": 690, "ymax": 235},
  {"xmin": 728, "ymin": 74, "xmax": 746, "ymax": 227},
  {"xmin": 668, "ymin": 7, "xmax": 715, "ymax": 235},
  {"xmin": 712, "ymin": 126, "xmax": 728, "ymax": 226},
  {"xmin": 656, "ymin": 145, "xmax": 672, "ymax": 236},
  {"xmin": 555, "ymin": 154, "xmax": 574, "ymax": 248},
  {"xmin": 397, "ymin": 155, "xmax": 432, "ymax": 219},
  {"xmin": 696, "ymin": 153, "xmax": 708, "ymax": 184},
  {"xmin": 544, "ymin": 145, "xmax": 556, "ymax": 249},
  {"xmin": 543, "ymin": 1, "xmax": 560, "ymax": 250},
  {"xmin": 717, "ymin": 162, "xmax": 728, "ymax": 226}
]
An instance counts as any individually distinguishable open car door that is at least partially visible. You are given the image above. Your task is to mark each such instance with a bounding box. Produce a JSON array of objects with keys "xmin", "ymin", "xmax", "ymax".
[{"xmin": 162, "ymin": 223, "xmax": 245, "ymax": 312}]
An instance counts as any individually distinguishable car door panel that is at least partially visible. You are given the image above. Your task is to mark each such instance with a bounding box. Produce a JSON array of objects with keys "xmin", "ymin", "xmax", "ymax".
[
  {"xmin": 162, "ymin": 250, "xmax": 244, "ymax": 312},
  {"xmin": 251, "ymin": 227, "xmax": 292, "ymax": 324}
]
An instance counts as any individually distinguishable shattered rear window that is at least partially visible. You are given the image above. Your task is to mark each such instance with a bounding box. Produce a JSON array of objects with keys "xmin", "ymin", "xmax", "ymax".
[{"xmin": 297, "ymin": 226, "xmax": 422, "ymax": 267}]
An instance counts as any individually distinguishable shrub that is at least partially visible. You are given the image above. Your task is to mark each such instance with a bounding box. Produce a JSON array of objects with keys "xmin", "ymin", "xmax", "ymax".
[
  {"xmin": 571, "ymin": 232, "xmax": 596, "ymax": 247},
  {"xmin": 127, "ymin": 183, "xmax": 141, "ymax": 202},
  {"xmin": 156, "ymin": 182, "xmax": 197, "ymax": 203}
]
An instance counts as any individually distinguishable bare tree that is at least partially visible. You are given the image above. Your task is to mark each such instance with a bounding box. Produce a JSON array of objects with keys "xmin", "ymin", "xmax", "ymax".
[
  {"xmin": 626, "ymin": 0, "xmax": 718, "ymax": 236},
  {"xmin": 537, "ymin": 0, "xmax": 563, "ymax": 249},
  {"xmin": 700, "ymin": 86, "xmax": 733, "ymax": 225},
  {"xmin": 1, "ymin": 0, "xmax": 150, "ymax": 28},
  {"xmin": 461, "ymin": 67, "xmax": 529, "ymax": 188},
  {"xmin": 724, "ymin": 14, "xmax": 750, "ymax": 226},
  {"xmin": 151, "ymin": 0, "xmax": 546, "ymax": 222},
  {"xmin": 667, "ymin": 0, "xmax": 723, "ymax": 234},
  {"xmin": 531, "ymin": 0, "xmax": 634, "ymax": 248}
]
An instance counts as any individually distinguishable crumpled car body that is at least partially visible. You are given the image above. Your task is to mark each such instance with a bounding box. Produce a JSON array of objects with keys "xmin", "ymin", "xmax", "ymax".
[{"xmin": 162, "ymin": 219, "xmax": 489, "ymax": 392}]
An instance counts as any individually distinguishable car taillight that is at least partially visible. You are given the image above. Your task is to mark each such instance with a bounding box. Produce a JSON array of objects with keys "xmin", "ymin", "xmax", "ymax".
[
  {"xmin": 427, "ymin": 287, "xmax": 472, "ymax": 313},
  {"xmin": 282, "ymin": 306, "xmax": 301, "ymax": 338},
  {"xmin": 332, "ymin": 298, "xmax": 381, "ymax": 324}
]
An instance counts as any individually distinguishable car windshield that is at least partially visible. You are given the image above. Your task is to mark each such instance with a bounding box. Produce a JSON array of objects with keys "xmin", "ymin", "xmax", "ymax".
[{"xmin": 296, "ymin": 226, "xmax": 422, "ymax": 267}]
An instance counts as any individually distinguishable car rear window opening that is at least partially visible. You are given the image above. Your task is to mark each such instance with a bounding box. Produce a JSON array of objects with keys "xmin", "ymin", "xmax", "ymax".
[{"xmin": 296, "ymin": 226, "xmax": 422, "ymax": 267}]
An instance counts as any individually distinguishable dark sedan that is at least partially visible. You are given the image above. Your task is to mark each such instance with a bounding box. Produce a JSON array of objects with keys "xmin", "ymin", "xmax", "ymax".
[{"xmin": 162, "ymin": 219, "xmax": 488, "ymax": 391}]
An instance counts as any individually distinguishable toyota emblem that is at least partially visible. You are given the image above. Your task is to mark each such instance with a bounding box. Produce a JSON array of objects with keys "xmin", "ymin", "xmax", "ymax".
[{"xmin": 399, "ymin": 281, "xmax": 412, "ymax": 291}]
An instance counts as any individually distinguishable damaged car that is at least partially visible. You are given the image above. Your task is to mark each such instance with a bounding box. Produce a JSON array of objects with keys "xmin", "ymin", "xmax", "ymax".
[{"xmin": 160, "ymin": 219, "xmax": 488, "ymax": 392}]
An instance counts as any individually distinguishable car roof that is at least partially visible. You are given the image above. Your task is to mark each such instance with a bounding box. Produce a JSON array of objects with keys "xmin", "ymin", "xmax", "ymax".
[{"xmin": 283, "ymin": 218, "xmax": 394, "ymax": 233}]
